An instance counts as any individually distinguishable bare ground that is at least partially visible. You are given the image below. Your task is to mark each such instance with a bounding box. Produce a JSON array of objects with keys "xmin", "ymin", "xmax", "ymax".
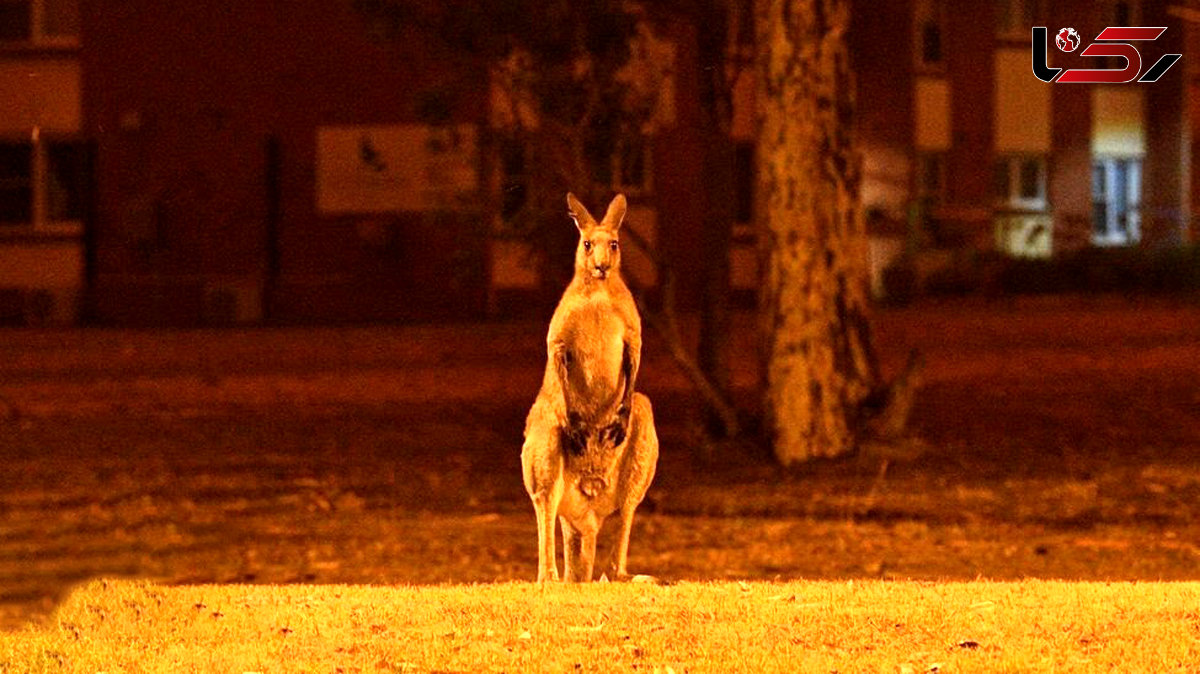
[{"xmin": 1, "ymin": 295, "xmax": 1199, "ymax": 629}]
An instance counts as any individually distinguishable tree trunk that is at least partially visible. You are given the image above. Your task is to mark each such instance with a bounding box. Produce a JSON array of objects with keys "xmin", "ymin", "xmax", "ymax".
[{"xmin": 755, "ymin": 0, "xmax": 880, "ymax": 464}]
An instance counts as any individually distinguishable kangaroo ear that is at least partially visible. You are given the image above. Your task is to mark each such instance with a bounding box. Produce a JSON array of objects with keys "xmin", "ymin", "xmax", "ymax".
[
  {"xmin": 566, "ymin": 192, "xmax": 596, "ymax": 232},
  {"xmin": 601, "ymin": 193, "xmax": 627, "ymax": 232}
]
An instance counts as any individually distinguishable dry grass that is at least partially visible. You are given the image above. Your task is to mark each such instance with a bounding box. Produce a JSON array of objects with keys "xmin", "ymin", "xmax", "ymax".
[{"xmin": 3, "ymin": 579, "xmax": 1199, "ymax": 672}]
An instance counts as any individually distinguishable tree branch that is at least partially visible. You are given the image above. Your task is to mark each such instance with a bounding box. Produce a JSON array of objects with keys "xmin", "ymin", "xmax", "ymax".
[
  {"xmin": 636, "ymin": 295, "xmax": 741, "ymax": 438},
  {"xmin": 621, "ymin": 227, "xmax": 741, "ymax": 438}
]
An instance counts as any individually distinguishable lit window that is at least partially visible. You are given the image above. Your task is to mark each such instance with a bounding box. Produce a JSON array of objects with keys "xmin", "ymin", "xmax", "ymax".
[{"xmin": 1092, "ymin": 157, "xmax": 1141, "ymax": 246}]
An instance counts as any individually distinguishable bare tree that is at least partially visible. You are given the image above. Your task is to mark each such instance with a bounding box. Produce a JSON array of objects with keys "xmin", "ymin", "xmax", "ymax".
[
  {"xmin": 356, "ymin": 1, "xmax": 745, "ymax": 440},
  {"xmin": 355, "ymin": 0, "xmax": 651, "ymax": 287}
]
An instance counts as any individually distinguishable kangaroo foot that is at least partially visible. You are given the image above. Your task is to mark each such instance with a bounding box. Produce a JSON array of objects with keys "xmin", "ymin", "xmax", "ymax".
[{"xmin": 607, "ymin": 572, "xmax": 666, "ymax": 585}]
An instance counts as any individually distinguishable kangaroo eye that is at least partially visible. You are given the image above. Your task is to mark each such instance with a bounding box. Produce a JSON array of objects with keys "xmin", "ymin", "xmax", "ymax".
[
  {"xmin": 582, "ymin": 240, "xmax": 592, "ymax": 252},
  {"xmin": 609, "ymin": 241, "xmax": 619, "ymax": 252}
]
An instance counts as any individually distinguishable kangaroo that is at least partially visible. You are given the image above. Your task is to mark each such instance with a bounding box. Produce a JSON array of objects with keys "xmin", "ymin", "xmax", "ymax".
[
  {"xmin": 545, "ymin": 192, "xmax": 642, "ymax": 443},
  {"xmin": 522, "ymin": 391, "xmax": 658, "ymax": 582},
  {"xmin": 520, "ymin": 192, "xmax": 658, "ymax": 582}
]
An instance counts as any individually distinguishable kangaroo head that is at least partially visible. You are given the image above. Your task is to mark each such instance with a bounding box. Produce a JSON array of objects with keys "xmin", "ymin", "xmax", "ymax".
[{"xmin": 567, "ymin": 192, "xmax": 627, "ymax": 281}]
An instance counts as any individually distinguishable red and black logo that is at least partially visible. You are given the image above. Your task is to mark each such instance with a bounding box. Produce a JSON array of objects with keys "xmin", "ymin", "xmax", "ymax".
[{"xmin": 1032, "ymin": 26, "xmax": 1182, "ymax": 83}]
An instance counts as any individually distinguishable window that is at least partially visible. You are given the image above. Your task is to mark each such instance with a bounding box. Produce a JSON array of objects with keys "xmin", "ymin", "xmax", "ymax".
[
  {"xmin": 46, "ymin": 141, "xmax": 84, "ymax": 221},
  {"xmin": 996, "ymin": 0, "xmax": 1036, "ymax": 41},
  {"xmin": 614, "ymin": 133, "xmax": 649, "ymax": 193},
  {"xmin": 0, "ymin": 138, "xmax": 85, "ymax": 231},
  {"xmin": 921, "ymin": 21, "xmax": 942, "ymax": 65},
  {"xmin": 914, "ymin": 0, "xmax": 944, "ymax": 69},
  {"xmin": 1112, "ymin": 0, "xmax": 1141, "ymax": 26},
  {"xmin": 994, "ymin": 155, "xmax": 1046, "ymax": 210},
  {"xmin": 1097, "ymin": 1, "xmax": 1142, "ymax": 69},
  {"xmin": 734, "ymin": 141, "xmax": 755, "ymax": 224},
  {"xmin": 0, "ymin": 144, "xmax": 32, "ymax": 223},
  {"xmin": 498, "ymin": 139, "xmax": 526, "ymax": 220},
  {"xmin": 0, "ymin": 0, "xmax": 79, "ymax": 46},
  {"xmin": 1114, "ymin": 0, "xmax": 1132, "ymax": 25},
  {"xmin": 916, "ymin": 152, "xmax": 945, "ymax": 204},
  {"xmin": 586, "ymin": 131, "xmax": 652, "ymax": 195},
  {"xmin": 1092, "ymin": 157, "xmax": 1141, "ymax": 246}
]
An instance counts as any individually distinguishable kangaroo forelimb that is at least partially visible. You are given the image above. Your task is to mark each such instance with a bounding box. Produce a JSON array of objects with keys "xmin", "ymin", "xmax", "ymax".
[
  {"xmin": 554, "ymin": 342, "xmax": 588, "ymax": 450},
  {"xmin": 620, "ymin": 339, "xmax": 640, "ymax": 421}
]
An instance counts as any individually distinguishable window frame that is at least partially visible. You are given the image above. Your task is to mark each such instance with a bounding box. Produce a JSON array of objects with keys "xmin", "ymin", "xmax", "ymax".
[
  {"xmin": 996, "ymin": 0, "xmax": 1038, "ymax": 43},
  {"xmin": 1091, "ymin": 155, "xmax": 1141, "ymax": 247},
  {"xmin": 0, "ymin": 0, "xmax": 80, "ymax": 48},
  {"xmin": 913, "ymin": 0, "xmax": 946, "ymax": 73},
  {"xmin": 0, "ymin": 133, "xmax": 85, "ymax": 236},
  {"xmin": 994, "ymin": 154, "xmax": 1047, "ymax": 212},
  {"xmin": 609, "ymin": 132, "xmax": 653, "ymax": 197},
  {"xmin": 916, "ymin": 151, "xmax": 947, "ymax": 205}
]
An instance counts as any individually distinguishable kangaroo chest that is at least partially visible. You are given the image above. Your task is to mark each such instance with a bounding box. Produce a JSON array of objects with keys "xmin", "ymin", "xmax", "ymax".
[{"xmin": 557, "ymin": 296, "xmax": 628, "ymax": 419}]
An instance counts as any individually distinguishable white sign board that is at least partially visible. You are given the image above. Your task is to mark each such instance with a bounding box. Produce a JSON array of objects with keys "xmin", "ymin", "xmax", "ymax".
[{"xmin": 316, "ymin": 124, "xmax": 478, "ymax": 213}]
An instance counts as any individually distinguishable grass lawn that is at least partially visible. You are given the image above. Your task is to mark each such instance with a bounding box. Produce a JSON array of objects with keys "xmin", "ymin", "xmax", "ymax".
[{"xmin": 3, "ymin": 579, "xmax": 1199, "ymax": 672}]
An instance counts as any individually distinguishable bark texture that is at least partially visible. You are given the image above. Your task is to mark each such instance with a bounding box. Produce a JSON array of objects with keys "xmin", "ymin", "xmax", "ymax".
[{"xmin": 755, "ymin": 0, "xmax": 879, "ymax": 464}]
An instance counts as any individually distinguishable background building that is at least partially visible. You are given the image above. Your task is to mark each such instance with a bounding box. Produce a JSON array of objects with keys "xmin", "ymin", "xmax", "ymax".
[
  {"xmin": 0, "ymin": 0, "xmax": 1195, "ymax": 325},
  {"xmin": 0, "ymin": 0, "xmax": 84, "ymax": 325},
  {"xmin": 847, "ymin": 0, "xmax": 1194, "ymax": 278}
]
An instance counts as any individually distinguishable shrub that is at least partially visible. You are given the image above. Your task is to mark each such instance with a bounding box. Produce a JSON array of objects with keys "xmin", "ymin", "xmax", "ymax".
[{"xmin": 879, "ymin": 244, "xmax": 1200, "ymax": 300}]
